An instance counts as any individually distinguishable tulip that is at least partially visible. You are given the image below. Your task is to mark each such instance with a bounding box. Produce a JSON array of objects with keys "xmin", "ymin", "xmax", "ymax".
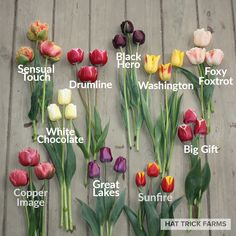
[
  {"xmin": 161, "ymin": 176, "xmax": 174, "ymax": 193},
  {"xmin": 159, "ymin": 63, "xmax": 172, "ymax": 81},
  {"xmin": 133, "ymin": 30, "xmax": 145, "ymax": 45},
  {"xmin": 144, "ymin": 54, "xmax": 161, "ymax": 74},
  {"xmin": 178, "ymin": 124, "xmax": 193, "ymax": 142},
  {"xmin": 18, "ymin": 147, "xmax": 40, "ymax": 166},
  {"xmin": 120, "ymin": 20, "xmax": 134, "ymax": 34},
  {"xmin": 65, "ymin": 104, "xmax": 77, "ymax": 120},
  {"xmin": 135, "ymin": 171, "xmax": 146, "ymax": 187},
  {"xmin": 193, "ymin": 28, "xmax": 212, "ymax": 47},
  {"xmin": 186, "ymin": 47, "xmax": 206, "ymax": 65},
  {"xmin": 58, "ymin": 89, "xmax": 72, "ymax": 105},
  {"xmin": 99, "ymin": 147, "xmax": 113, "ymax": 163},
  {"xmin": 77, "ymin": 66, "xmax": 98, "ymax": 83},
  {"xmin": 27, "ymin": 20, "xmax": 48, "ymax": 41},
  {"xmin": 112, "ymin": 34, "xmax": 126, "ymax": 49},
  {"xmin": 183, "ymin": 108, "xmax": 197, "ymax": 124},
  {"xmin": 88, "ymin": 161, "xmax": 100, "ymax": 179},
  {"xmin": 194, "ymin": 119, "xmax": 207, "ymax": 135},
  {"xmin": 34, "ymin": 162, "xmax": 55, "ymax": 180},
  {"xmin": 47, "ymin": 104, "xmax": 62, "ymax": 121},
  {"xmin": 205, "ymin": 49, "xmax": 224, "ymax": 66},
  {"xmin": 171, "ymin": 49, "xmax": 184, "ymax": 67},
  {"xmin": 147, "ymin": 162, "xmax": 160, "ymax": 177},
  {"xmin": 89, "ymin": 49, "xmax": 108, "ymax": 66},
  {"xmin": 113, "ymin": 156, "xmax": 127, "ymax": 173},
  {"xmin": 16, "ymin": 47, "xmax": 34, "ymax": 65},
  {"xmin": 67, "ymin": 48, "xmax": 84, "ymax": 65},
  {"xmin": 9, "ymin": 169, "xmax": 29, "ymax": 187},
  {"xmin": 40, "ymin": 40, "xmax": 62, "ymax": 62}
]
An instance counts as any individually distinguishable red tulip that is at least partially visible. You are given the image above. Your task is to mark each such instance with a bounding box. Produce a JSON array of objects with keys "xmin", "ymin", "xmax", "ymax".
[
  {"xmin": 34, "ymin": 162, "xmax": 55, "ymax": 180},
  {"xmin": 161, "ymin": 176, "xmax": 174, "ymax": 193},
  {"xmin": 77, "ymin": 66, "xmax": 98, "ymax": 83},
  {"xmin": 135, "ymin": 171, "xmax": 146, "ymax": 187},
  {"xmin": 40, "ymin": 40, "xmax": 62, "ymax": 61},
  {"xmin": 178, "ymin": 124, "xmax": 193, "ymax": 142},
  {"xmin": 9, "ymin": 169, "xmax": 29, "ymax": 187},
  {"xmin": 18, "ymin": 147, "xmax": 40, "ymax": 166},
  {"xmin": 89, "ymin": 49, "xmax": 108, "ymax": 66},
  {"xmin": 67, "ymin": 48, "xmax": 84, "ymax": 65},
  {"xmin": 194, "ymin": 119, "xmax": 207, "ymax": 135},
  {"xmin": 183, "ymin": 109, "xmax": 197, "ymax": 124},
  {"xmin": 147, "ymin": 162, "xmax": 160, "ymax": 177}
]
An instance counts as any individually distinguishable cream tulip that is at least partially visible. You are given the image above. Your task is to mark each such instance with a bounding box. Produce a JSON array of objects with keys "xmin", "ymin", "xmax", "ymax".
[
  {"xmin": 205, "ymin": 49, "xmax": 224, "ymax": 66},
  {"xmin": 65, "ymin": 104, "xmax": 77, "ymax": 120},
  {"xmin": 47, "ymin": 104, "xmax": 62, "ymax": 121},
  {"xmin": 186, "ymin": 47, "xmax": 206, "ymax": 65},
  {"xmin": 193, "ymin": 28, "xmax": 212, "ymax": 47},
  {"xmin": 58, "ymin": 89, "xmax": 72, "ymax": 105}
]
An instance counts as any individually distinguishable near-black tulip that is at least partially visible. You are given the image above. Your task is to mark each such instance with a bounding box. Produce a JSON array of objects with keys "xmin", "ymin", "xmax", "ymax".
[
  {"xmin": 112, "ymin": 34, "xmax": 127, "ymax": 49},
  {"xmin": 133, "ymin": 30, "xmax": 145, "ymax": 45},
  {"xmin": 120, "ymin": 20, "xmax": 134, "ymax": 35}
]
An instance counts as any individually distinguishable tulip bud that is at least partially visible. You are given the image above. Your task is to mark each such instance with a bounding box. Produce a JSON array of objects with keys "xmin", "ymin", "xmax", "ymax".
[
  {"xmin": 27, "ymin": 21, "xmax": 48, "ymax": 41},
  {"xmin": 135, "ymin": 171, "xmax": 146, "ymax": 187},
  {"xmin": 147, "ymin": 162, "xmax": 160, "ymax": 177},
  {"xmin": 9, "ymin": 169, "xmax": 29, "ymax": 187},
  {"xmin": 65, "ymin": 104, "xmax": 77, "ymax": 120},
  {"xmin": 88, "ymin": 161, "xmax": 100, "ymax": 179},
  {"xmin": 120, "ymin": 20, "xmax": 134, "ymax": 34},
  {"xmin": 159, "ymin": 63, "xmax": 172, "ymax": 81},
  {"xmin": 194, "ymin": 119, "xmax": 207, "ymax": 135},
  {"xmin": 186, "ymin": 47, "xmax": 206, "ymax": 65},
  {"xmin": 178, "ymin": 124, "xmax": 193, "ymax": 142},
  {"xmin": 99, "ymin": 147, "xmax": 113, "ymax": 163},
  {"xmin": 89, "ymin": 49, "xmax": 108, "ymax": 66},
  {"xmin": 144, "ymin": 54, "xmax": 161, "ymax": 74},
  {"xmin": 161, "ymin": 176, "xmax": 174, "ymax": 193},
  {"xmin": 67, "ymin": 48, "xmax": 84, "ymax": 65},
  {"xmin": 58, "ymin": 89, "xmax": 72, "ymax": 105},
  {"xmin": 18, "ymin": 147, "xmax": 40, "ymax": 166},
  {"xmin": 171, "ymin": 49, "xmax": 184, "ymax": 67},
  {"xmin": 47, "ymin": 104, "xmax": 62, "ymax": 121},
  {"xmin": 193, "ymin": 28, "xmax": 212, "ymax": 47},
  {"xmin": 205, "ymin": 49, "xmax": 224, "ymax": 66},
  {"xmin": 133, "ymin": 30, "xmax": 145, "ymax": 45},
  {"xmin": 77, "ymin": 66, "xmax": 98, "ymax": 83},
  {"xmin": 183, "ymin": 109, "xmax": 197, "ymax": 124},
  {"xmin": 34, "ymin": 162, "xmax": 55, "ymax": 180},
  {"xmin": 113, "ymin": 156, "xmax": 127, "ymax": 173},
  {"xmin": 16, "ymin": 47, "xmax": 34, "ymax": 65},
  {"xmin": 112, "ymin": 34, "xmax": 127, "ymax": 49},
  {"xmin": 40, "ymin": 40, "xmax": 62, "ymax": 62}
]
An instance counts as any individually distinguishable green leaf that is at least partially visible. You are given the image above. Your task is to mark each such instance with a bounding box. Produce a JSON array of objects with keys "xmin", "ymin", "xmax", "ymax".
[
  {"xmin": 201, "ymin": 162, "xmax": 211, "ymax": 194},
  {"xmin": 45, "ymin": 79, "xmax": 53, "ymax": 107},
  {"xmin": 169, "ymin": 196, "xmax": 183, "ymax": 218},
  {"xmin": 94, "ymin": 107, "xmax": 102, "ymax": 140},
  {"xmin": 96, "ymin": 193, "xmax": 106, "ymax": 225},
  {"xmin": 104, "ymin": 195, "xmax": 115, "ymax": 220},
  {"xmin": 95, "ymin": 121, "xmax": 109, "ymax": 153},
  {"xmin": 65, "ymin": 142, "xmax": 76, "ymax": 186}
]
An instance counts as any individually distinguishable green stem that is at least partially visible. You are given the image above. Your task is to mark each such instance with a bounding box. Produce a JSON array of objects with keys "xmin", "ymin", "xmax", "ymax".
[
  {"xmin": 163, "ymin": 89, "xmax": 169, "ymax": 174},
  {"xmin": 41, "ymin": 57, "xmax": 48, "ymax": 125},
  {"xmin": 86, "ymin": 89, "xmax": 92, "ymax": 158},
  {"xmin": 109, "ymin": 225, "xmax": 113, "ymax": 236},
  {"xmin": 84, "ymin": 158, "xmax": 89, "ymax": 187},
  {"xmin": 23, "ymin": 196, "xmax": 29, "ymax": 232},
  {"xmin": 127, "ymin": 33, "xmax": 133, "ymax": 55},
  {"xmin": 189, "ymin": 204, "xmax": 193, "ymax": 219},
  {"xmin": 63, "ymin": 181, "xmax": 69, "ymax": 230},
  {"xmin": 32, "ymin": 120, "xmax": 38, "ymax": 142},
  {"xmin": 146, "ymin": 74, "xmax": 152, "ymax": 106},
  {"xmin": 136, "ymin": 127, "xmax": 141, "ymax": 151},
  {"xmin": 100, "ymin": 225, "xmax": 104, "ymax": 236},
  {"xmin": 60, "ymin": 183, "xmax": 64, "ymax": 228},
  {"xmin": 67, "ymin": 186, "xmax": 73, "ymax": 231},
  {"xmin": 61, "ymin": 105, "xmax": 65, "ymax": 172},
  {"xmin": 42, "ymin": 180, "xmax": 47, "ymax": 236},
  {"xmin": 198, "ymin": 64, "xmax": 205, "ymax": 118},
  {"xmin": 106, "ymin": 222, "xmax": 109, "ymax": 236}
]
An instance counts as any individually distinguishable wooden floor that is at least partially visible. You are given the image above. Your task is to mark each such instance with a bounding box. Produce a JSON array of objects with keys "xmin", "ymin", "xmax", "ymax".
[{"xmin": 1, "ymin": 0, "xmax": 236, "ymax": 235}]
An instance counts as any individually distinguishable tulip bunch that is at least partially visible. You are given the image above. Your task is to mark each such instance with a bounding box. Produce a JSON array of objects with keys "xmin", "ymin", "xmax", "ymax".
[
  {"xmin": 176, "ymin": 28, "xmax": 224, "ymax": 131},
  {"xmin": 124, "ymin": 163, "xmax": 181, "ymax": 236},
  {"xmin": 178, "ymin": 109, "xmax": 211, "ymax": 218},
  {"xmin": 77, "ymin": 147, "xmax": 127, "ymax": 236},
  {"xmin": 67, "ymin": 48, "xmax": 109, "ymax": 186},
  {"xmin": 16, "ymin": 20, "xmax": 62, "ymax": 141},
  {"xmin": 41, "ymin": 89, "xmax": 77, "ymax": 231},
  {"xmin": 112, "ymin": 20, "xmax": 146, "ymax": 150},
  {"xmin": 9, "ymin": 148, "xmax": 55, "ymax": 236}
]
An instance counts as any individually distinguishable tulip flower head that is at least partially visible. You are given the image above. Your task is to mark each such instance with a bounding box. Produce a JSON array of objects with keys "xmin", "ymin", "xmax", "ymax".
[
  {"xmin": 159, "ymin": 63, "xmax": 172, "ymax": 81},
  {"xmin": 58, "ymin": 89, "xmax": 72, "ymax": 105},
  {"xmin": 205, "ymin": 49, "xmax": 224, "ymax": 66},
  {"xmin": 113, "ymin": 156, "xmax": 127, "ymax": 173},
  {"xmin": 112, "ymin": 34, "xmax": 127, "ymax": 49},
  {"xmin": 183, "ymin": 108, "xmax": 197, "ymax": 124},
  {"xmin": 16, "ymin": 47, "xmax": 34, "ymax": 65},
  {"xmin": 135, "ymin": 171, "xmax": 146, "ymax": 187},
  {"xmin": 147, "ymin": 162, "xmax": 160, "ymax": 177},
  {"xmin": 171, "ymin": 49, "xmax": 184, "ymax": 67},
  {"xmin": 144, "ymin": 54, "xmax": 161, "ymax": 74},
  {"xmin": 161, "ymin": 176, "xmax": 174, "ymax": 193},
  {"xmin": 34, "ymin": 162, "xmax": 55, "ymax": 180},
  {"xmin": 89, "ymin": 49, "xmax": 108, "ymax": 66},
  {"xmin": 65, "ymin": 104, "xmax": 77, "ymax": 120},
  {"xmin": 77, "ymin": 66, "xmax": 98, "ymax": 83},
  {"xmin": 47, "ymin": 104, "xmax": 62, "ymax": 122},
  {"xmin": 18, "ymin": 147, "xmax": 40, "ymax": 166},
  {"xmin": 186, "ymin": 47, "xmax": 206, "ymax": 65},
  {"xmin": 178, "ymin": 124, "xmax": 193, "ymax": 142},
  {"xmin": 193, "ymin": 28, "xmax": 212, "ymax": 47},
  {"xmin": 9, "ymin": 169, "xmax": 29, "ymax": 187},
  {"xmin": 88, "ymin": 161, "xmax": 100, "ymax": 179},
  {"xmin": 120, "ymin": 20, "xmax": 134, "ymax": 34},
  {"xmin": 40, "ymin": 40, "xmax": 62, "ymax": 62},
  {"xmin": 194, "ymin": 119, "xmax": 207, "ymax": 136},
  {"xmin": 100, "ymin": 147, "xmax": 113, "ymax": 163},
  {"xmin": 133, "ymin": 30, "xmax": 145, "ymax": 45},
  {"xmin": 27, "ymin": 20, "xmax": 48, "ymax": 41},
  {"xmin": 67, "ymin": 48, "xmax": 84, "ymax": 65}
]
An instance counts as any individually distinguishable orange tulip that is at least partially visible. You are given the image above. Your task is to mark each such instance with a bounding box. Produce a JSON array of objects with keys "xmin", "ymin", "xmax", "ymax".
[
  {"xmin": 135, "ymin": 171, "xmax": 146, "ymax": 187},
  {"xmin": 147, "ymin": 162, "xmax": 160, "ymax": 177},
  {"xmin": 161, "ymin": 176, "xmax": 174, "ymax": 193}
]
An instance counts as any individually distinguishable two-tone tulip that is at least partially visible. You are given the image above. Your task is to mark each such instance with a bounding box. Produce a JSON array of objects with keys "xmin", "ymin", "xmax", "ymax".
[
  {"xmin": 47, "ymin": 104, "xmax": 62, "ymax": 121},
  {"xmin": 135, "ymin": 171, "xmax": 146, "ymax": 187},
  {"xmin": 133, "ymin": 30, "xmax": 145, "ymax": 45},
  {"xmin": 171, "ymin": 49, "xmax": 184, "ymax": 67},
  {"xmin": 178, "ymin": 124, "xmax": 193, "ymax": 142},
  {"xmin": 77, "ymin": 66, "xmax": 98, "ymax": 83},
  {"xmin": 27, "ymin": 21, "xmax": 48, "ymax": 41},
  {"xmin": 18, "ymin": 147, "xmax": 40, "ymax": 166},
  {"xmin": 186, "ymin": 47, "xmax": 206, "ymax": 65},
  {"xmin": 183, "ymin": 108, "xmax": 197, "ymax": 124},
  {"xmin": 205, "ymin": 49, "xmax": 224, "ymax": 66},
  {"xmin": 193, "ymin": 28, "xmax": 212, "ymax": 47},
  {"xmin": 100, "ymin": 147, "xmax": 113, "ymax": 163},
  {"xmin": 16, "ymin": 47, "xmax": 34, "ymax": 65},
  {"xmin": 159, "ymin": 63, "xmax": 172, "ymax": 81},
  {"xmin": 113, "ymin": 156, "xmax": 127, "ymax": 173},
  {"xmin": 144, "ymin": 54, "xmax": 160, "ymax": 74},
  {"xmin": 147, "ymin": 162, "xmax": 160, "ymax": 177},
  {"xmin": 67, "ymin": 48, "xmax": 84, "ymax": 65},
  {"xmin": 88, "ymin": 161, "xmax": 100, "ymax": 179},
  {"xmin": 194, "ymin": 119, "xmax": 207, "ymax": 135},
  {"xmin": 89, "ymin": 49, "xmax": 108, "ymax": 66},
  {"xmin": 9, "ymin": 169, "xmax": 29, "ymax": 187},
  {"xmin": 112, "ymin": 34, "xmax": 127, "ymax": 49},
  {"xmin": 40, "ymin": 40, "xmax": 62, "ymax": 62},
  {"xmin": 65, "ymin": 104, "xmax": 77, "ymax": 120},
  {"xmin": 161, "ymin": 176, "xmax": 174, "ymax": 193},
  {"xmin": 34, "ymin": 162, "xmax": 55, "ymax": 180},
  {"xmin": 58, "ymin": 89, "xmax": 72, "ymax": 105},
  {"xmin": 120, "ymin": 20, "xmax": 134, "ymax": 35}
]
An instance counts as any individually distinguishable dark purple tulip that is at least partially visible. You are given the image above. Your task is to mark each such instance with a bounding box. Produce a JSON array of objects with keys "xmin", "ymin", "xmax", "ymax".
[
  {"xmin": 133, "ymin": 30, "xmax": 145, "ymax": 45},
  {"xmin": 88, "ymin": 161, "xmax": 100, "ymax": 179},
  {"xmin": 113, "ymin": 156, "xmax": 127, "ymax": 173},
  {"xmin": 112, "ymin": 34, "xmax": 126, "ymax": 49},
  {"xmin": 100, "ymin": 147, "xmax": 113, "ymax": 163},
  {"xmin": 120, "ymin": 20, "xmax": 134, "ymax": 35}
]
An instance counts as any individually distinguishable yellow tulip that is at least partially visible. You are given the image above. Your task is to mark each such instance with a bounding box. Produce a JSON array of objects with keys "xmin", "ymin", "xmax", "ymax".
[
  {"xmin": 58, "ymin": 89, "xmax": 72, "ymax": 105},
  {"xmin": 144, "ymin": 54, "xmax": 161, "ymax": 74},
  {"xmin": 47, "ymin": 104, "xmax": 62, "ymax": 121},
  {"xmin": 171, "ymin": 49, "xmax": 184, "ymax": 67},
  {"xmin": 65, "ymin": 104, "xmax": 77, "ymax": 120},
  {"xmin": 159, "ymin": 63, "xmax": 172, "ymax": 81}
]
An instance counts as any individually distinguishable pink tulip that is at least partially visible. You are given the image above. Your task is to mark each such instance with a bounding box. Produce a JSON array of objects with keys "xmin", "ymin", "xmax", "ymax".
[
  {"xmin": 183, "ymin": 109, "xmax": 197, "ymax": 124},
  {"xmin": 193, "ymin": 28, "xmax": 212, "ymax": 47},
  {"xmin": 178, "ymin": 124, "xmax": 193, "ymax": 142},
  {"xmin": 18, "ymin": 147, "xmax": 40, "ymax": 166},
  {"xmin": 40, "ymin": 40, "xmax": 62, "ymax": 61},
  {"xmin": 205, "ymin": 49, "xmax": 224, "ymax": 66},
  {"xmin": 186, "ymin": 47, "xmax": 206, "ymax": 65},
  {"xmin": 194, "ymin": 119, "xmax": 207, "ymax": 136},
  {"xmin": 9, "ymin": 169, "xmax": 29, "ymax": 187},
  {"xmin": 34, "ymin": 162, "xmax": 55, "ymax": 180}
]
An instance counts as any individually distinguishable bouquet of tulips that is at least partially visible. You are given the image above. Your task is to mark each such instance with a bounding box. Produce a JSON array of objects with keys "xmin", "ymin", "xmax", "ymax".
[
  {"xmin": 124, "ymin": 162, "xmax": 181, "ymax": 236},
  {"xmin": 77, "ymin": 147, "xmax": 127, "ymax": 236},
  {"xmin": 9, "ymin": 148, "xmax": 55, "ymax": 236},
  {"xmin": 16, "ymin": 20, "xmax": 62, "ymax": 141}
]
